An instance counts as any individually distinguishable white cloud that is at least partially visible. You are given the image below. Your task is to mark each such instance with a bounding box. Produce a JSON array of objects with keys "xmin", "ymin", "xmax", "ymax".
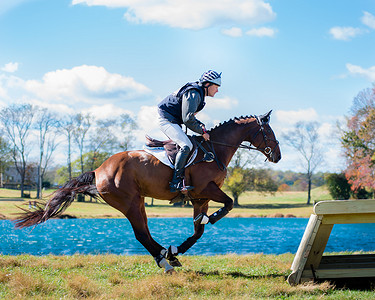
[
  {"xmin": 205, "ymin": 96, "xmax": 239, "ymax": 110},
  {"xmin": 135, "ymin": 105, "xmax": 164, "ymax": 143},
  {"xmin": 346, "ymin": 63, "xmax": 375, "ymax": 81},
  {"xmin": 24, "ymin": 65, "xmax": 151, "ymax": 104},
  {"xmin": 26, "ymin": 99, "xmax": 75, "ymax": 115},
  {"xmin": 222, "ymin": 27, "xmax": 243, "ymax": 37},
  {"xmin": 1, "ymin": 62, "xmax": 19, "ymax": 73},
  {"xmin": 246, "ymin": 27, "xmax": 276, "ymax": 37},
  {"xmin": 72, "ymin": 0, "xmax": 276, "ymax": 30},
  {"xmin": 275, "ymin": 108, "xmax": 318, "ymax": 125},
  {"xmin": 361, "ymin": 11, "xmax": 375, "ymax": 29},
  {"xmin": 83, "ymin": 103, "xmax": 135, "ymax": 120},
  {"xmin": 329, "ymin": 26, "xmax": 364, "ymax": 41}
]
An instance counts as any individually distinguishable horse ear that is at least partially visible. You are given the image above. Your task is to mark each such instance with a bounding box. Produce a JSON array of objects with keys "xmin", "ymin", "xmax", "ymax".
[{"xmin": 260, "ymin": 110, "xmax": 272, "ymax": 124}]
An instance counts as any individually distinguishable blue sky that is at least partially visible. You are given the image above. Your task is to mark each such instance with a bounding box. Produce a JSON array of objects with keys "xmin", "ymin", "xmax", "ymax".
[{"xmin": 1, "ymin": 0, "xmax": 375, "ymax": 172}]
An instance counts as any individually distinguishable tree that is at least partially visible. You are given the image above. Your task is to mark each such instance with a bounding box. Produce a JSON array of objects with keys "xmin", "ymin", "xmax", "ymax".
[
  {"xmin": 341, "ymin": 86, "xmax": 375, "ymax": 194},
  {"xmin": 282, "ymin": 121, "xmax": 324, "ymax": 205},
  {"xmin": 325, "ymin": 173, "xmax": 351, "ymax": 200},
  {"xmin": 118, "ymin": 113, "xmax": 138, "ymax": 151},
  {"xmin": 73, "ymin": 113, "xmax": 91, "ymax": 173},
  {"xmin": 224, "ymin": 167, "xmax": 277, "ymax": 207},
  {"xmin": 247, "ymin": 168, "xmax": 278, "ymax": 193},
  {"xmin": 0, "ymin": 135, "xmax": 12, "ymax": 187},
  {"xmin": 224, "ymin": 167, "xmax": 249, "ymax": 207},
  {"xmin": 34, "ymin": 107, "xmax": 59, "ymax": 199},
  {"xmin": 60, "ymin": 115, "xmax": 75, "ymax": 180},
  {"xmin": 0, "ymin": 104, "xmax": 35, "ymax": 197},
  {"xmin": 87, "ymin": 119, "xmax": 118, "ymax": 170},
  {"xmin": 55, "ymin": 151, "xmax": 111, "ymax": 186},
  {"xmin": 224, "ymin": 149, "xmax": 260, "ymax": 206}
]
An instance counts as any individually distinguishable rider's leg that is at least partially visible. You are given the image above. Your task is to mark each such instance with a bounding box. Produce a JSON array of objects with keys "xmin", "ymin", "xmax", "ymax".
[
  {"xmin": 159, "ymin": 118, "xmax": 194, "ymax": 192},
  {"xmin": 169, "ymin": 145, "xmax": 194, "ymax": 192}
]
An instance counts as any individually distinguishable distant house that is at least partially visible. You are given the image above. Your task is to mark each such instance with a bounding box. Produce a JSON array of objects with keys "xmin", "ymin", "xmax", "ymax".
[{"xmin": 0, "ymin": 163, "xmax": 38, "ymax": 189}]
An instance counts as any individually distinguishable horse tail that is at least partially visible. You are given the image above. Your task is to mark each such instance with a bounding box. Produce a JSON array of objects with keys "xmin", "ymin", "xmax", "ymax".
[{"xmin": 14, "ymin": 171, "xmax": 99, "ymax": 228}]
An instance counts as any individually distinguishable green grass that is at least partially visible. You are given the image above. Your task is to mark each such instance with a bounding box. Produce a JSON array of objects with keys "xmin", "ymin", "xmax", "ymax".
[
  {"xmin": 0, "ymin": 254, "xmax": 373, "ymax": 299},
  {"xmin": 0, "ymin": 186, "xmax": 333, "ymax": 220}
]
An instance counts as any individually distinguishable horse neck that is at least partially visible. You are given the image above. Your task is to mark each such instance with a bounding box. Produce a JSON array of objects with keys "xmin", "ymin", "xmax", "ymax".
[{"xmin": 209, "ymin": 120, "xmax": 259, "ymax": 166}]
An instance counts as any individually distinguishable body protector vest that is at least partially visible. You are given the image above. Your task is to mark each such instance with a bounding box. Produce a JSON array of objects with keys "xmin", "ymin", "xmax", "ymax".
[{"xmin": 158, "ymin": 82, "xmax": 206, "ymax": 125}]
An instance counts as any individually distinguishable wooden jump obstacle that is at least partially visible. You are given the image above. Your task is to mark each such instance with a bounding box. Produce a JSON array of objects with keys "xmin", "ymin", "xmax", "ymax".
[{"xmin": 287, "ymin": 199, "xmax": 375, "ymax": 285}]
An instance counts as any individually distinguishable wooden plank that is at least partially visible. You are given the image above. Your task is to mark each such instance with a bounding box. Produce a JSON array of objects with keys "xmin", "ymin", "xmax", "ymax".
[
  {"xmin": 320, "ymin": 254, "xmax": 375, "ymax": 266},
  {"xmin": 321, "ymin": 213, "xmax": 375, "ymax": 224},
  {"xmin": 290, "ymin": 214, "xmax": 322, "ymax": 272},
  {"xmin": 288, "ymin": 214, "xmax": 322, "ymax": 285},
  {"xmin": 314, "ymin": 200, "xmax": 375, "ymax": 215},
  {"xmin": 304, "ymin": 223, "xmax": 333, "ymax": 270},
  {"xmin": 288, "ymin": 199, "xmax": 375, "ymax": 285},
  {"xmin": 302, "ymin": 268, "xmax": 375, "ymax": 279}
]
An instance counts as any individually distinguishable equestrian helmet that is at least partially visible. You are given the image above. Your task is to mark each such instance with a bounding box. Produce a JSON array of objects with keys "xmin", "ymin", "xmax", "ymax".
[{"xmin": 199, "ymin": 70, "xmax": 222, "ymax": 86}]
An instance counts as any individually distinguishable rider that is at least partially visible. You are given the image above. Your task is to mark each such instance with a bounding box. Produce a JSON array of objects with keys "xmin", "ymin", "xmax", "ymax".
[{"xmin": 158, "ymin": 70, "xmax": 221, "ymax": 193}]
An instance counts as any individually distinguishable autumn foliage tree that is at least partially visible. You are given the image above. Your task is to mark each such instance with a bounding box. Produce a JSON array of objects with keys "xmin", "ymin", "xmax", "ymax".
[
  {"xmin": 224, "ymin": 167, "xmax": 277, "ymax": 207},
  {"xmin": 341, "ymin": 86, "xmax": 375, "ymax": 197}
]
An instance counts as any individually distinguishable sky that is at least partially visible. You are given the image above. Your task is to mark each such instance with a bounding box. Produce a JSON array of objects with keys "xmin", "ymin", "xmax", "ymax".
[{"xmin": 1, "ymin": 0, "xmax": 375, "ymax": 173}]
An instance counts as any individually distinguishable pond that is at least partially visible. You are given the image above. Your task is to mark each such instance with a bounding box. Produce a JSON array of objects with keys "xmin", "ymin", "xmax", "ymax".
[{"xmin": 1, "ymin": 218, "xmax": 375, "ymax": 255}]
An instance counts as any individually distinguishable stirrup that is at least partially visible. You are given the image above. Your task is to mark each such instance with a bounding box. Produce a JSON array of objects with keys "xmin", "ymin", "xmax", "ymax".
[{"xmin": 170, "ymin": 178, "xmax": 194, "ymax": 193}]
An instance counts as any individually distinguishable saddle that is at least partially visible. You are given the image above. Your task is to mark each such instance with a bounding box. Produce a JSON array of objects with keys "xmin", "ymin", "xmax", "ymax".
[{"xmin": 144, "ymin": 135, "xmax": 198, "ymax": 166}]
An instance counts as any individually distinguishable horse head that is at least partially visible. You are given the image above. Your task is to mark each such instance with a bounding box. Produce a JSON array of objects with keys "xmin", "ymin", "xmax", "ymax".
[{"xmin": 244, "ymin": 110, "xmax": 281, "ymax": 163}]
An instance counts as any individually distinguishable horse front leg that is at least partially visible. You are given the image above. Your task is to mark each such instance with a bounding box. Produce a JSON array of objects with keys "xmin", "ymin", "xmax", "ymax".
[
  {"xmin": 194, "ymin": 181, "xmax": 234, "ymax": 225},
  {"xmin": 166, "ymin": 200, "xmax": 209, "ymax": 265}
]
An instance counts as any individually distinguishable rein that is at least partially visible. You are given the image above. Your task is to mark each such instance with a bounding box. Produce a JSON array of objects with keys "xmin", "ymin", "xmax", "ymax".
[
  {"xmin": 193, "ymin": 140, "xmax": 227, "ymax": 171},
  {"xmin": 193, "ymin": 122, "xmax": 279, "ymax": 168},
  {"xmin": 210, "ymin": 126, "xmax": 280, "ymax": 158}
]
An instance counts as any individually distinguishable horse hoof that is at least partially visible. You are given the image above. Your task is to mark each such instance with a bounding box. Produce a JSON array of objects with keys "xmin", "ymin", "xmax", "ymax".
[
  {"xmin": 169, "ymin": 258, "xmax": 182, "ymax": 267},
  {"xmin": 165, "ymin": 268, "xmax": 176, "ymax": 275}
]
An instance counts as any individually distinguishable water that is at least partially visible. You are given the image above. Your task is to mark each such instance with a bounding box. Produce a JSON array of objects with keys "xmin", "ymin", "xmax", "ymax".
[{"xmin": 1, "ymin": 218, "xmax": 375, "ymax": 256}]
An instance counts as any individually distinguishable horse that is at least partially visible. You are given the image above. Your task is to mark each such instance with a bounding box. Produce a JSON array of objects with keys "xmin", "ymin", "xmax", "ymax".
[{"xmin": 14, "ymin": 110, "xmax": 281, "ymax": 273}]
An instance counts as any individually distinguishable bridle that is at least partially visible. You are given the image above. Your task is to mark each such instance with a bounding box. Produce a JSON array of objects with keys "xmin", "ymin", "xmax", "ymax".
[{"xmin": 208, "ymin": 117, "xmax": 280, "ymax": 161}]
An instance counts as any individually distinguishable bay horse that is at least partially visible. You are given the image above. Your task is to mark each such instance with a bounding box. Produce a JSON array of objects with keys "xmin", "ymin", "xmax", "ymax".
[{"xmin": 15, "ymin": 110, "xmax": 281, "ymax": 273}]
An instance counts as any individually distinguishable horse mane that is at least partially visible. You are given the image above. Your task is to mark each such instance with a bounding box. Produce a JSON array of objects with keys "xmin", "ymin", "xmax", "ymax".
[{"xmin": 208, "ymin": 115, "xmax": 257, "ymax": 132}]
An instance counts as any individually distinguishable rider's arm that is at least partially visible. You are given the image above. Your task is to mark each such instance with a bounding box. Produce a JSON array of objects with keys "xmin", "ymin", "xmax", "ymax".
[{"xmin": 181, "ymin": 90, "xmax": 206, "ymax": 134}]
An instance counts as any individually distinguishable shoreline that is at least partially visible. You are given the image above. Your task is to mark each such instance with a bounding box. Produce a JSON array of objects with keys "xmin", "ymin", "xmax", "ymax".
[{"xmin": 0, "ymin": 212, "xmax": 299, "ymax": 220}]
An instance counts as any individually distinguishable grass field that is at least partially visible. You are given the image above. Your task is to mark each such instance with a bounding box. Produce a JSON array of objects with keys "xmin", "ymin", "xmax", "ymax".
[
  {"xmin": 1, "ymin": 254, "xmax": 374, "ymax": 299},
  {"xmin": 2, "ymin": 188, "xmax": 374, "ymax": 299},
  {"xmin": 0, "ymin": 187, "xmax": 332, "ymax": 220}
]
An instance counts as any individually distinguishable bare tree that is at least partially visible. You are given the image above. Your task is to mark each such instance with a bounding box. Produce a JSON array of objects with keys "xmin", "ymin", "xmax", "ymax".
[
  {"xmin": 73, "ymin": 113, "xmax": 91, "ymax": 173},
  {"xmin": 118, "ymin": 113, "xmax": 137, "ymax": 151},
  {"xmin": 0, "ymin": 134, "xmax": 12, "ymax": 187},
  {"xmin": 35, "ymin": 107, "xmax": 59, "ymax": 199},
  {"xmin": 282, "ymin": 121, "xmax": 324, "ymax": 204},
  {"xmin": 230, "ymin": 148, "xmax": 261, "ymax": 169},
  {"xmin": 0, "ymin": 104, "xmax": 35, "ymax": 197},
  {"xmin": 87, "ymin": 118, "xmax": 118, "ymax": 170},
  {"xmin": 60, "ymin": 115, "xmax": 75, "ymax": 180}
]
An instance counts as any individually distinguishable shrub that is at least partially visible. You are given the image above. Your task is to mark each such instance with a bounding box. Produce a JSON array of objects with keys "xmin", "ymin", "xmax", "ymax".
[{"xmin": 325, "ymin": 173, "xmax": 351, "ymax": 200}]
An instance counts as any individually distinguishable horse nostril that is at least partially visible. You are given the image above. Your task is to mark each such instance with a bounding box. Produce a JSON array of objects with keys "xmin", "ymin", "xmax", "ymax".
[{"xmin": 272, "ymin": 153, "xmax": 281, "ymax": 163}]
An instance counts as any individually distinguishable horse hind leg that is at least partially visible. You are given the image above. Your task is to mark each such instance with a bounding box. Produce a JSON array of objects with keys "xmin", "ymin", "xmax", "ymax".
[{"xmin": 126, "ymin": 197, "xmax": 175, "ymax": 273}]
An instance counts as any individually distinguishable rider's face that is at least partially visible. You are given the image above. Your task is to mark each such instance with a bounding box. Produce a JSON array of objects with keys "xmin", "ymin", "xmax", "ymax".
[{"xmin": 207, "ymin": 84, "xmax": 219, "ymax": 97}]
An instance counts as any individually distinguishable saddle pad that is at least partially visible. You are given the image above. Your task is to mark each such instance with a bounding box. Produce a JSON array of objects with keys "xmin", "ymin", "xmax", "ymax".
[{"xmin": 143, "ymin": 145, "xmax": 198, "ymax": 169}]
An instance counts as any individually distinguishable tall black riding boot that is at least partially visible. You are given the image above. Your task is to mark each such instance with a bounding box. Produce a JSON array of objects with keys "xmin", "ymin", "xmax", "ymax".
[{"xmin": 169, "ymin": 145, "xmax": 194, "ymax": 193}]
